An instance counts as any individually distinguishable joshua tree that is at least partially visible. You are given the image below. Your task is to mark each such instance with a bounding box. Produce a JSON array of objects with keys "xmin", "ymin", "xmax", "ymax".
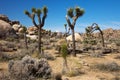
[
  {"xmin": 24, "ymin": 6, "xmax": 48, "ymax": 55},
  {"xmin": 86, "ymin": 23, "xmax": 105, "ymax": 47},
  {"xmin": 66, "ymin": 6, "xmax": 84, "ymax": 56}
]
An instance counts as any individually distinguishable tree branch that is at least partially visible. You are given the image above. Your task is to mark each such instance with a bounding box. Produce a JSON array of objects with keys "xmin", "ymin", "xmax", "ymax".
[
  {"xmin": 41, "ymin": 15, "xmax": 47, "ymax": 27},
  {"xmin": 38, "ymin": 15, "xmax": 41, "ymax": 25},
  {"xmin": 31, "ymin": 13, "xmax": 38, "ymax": 28},
  {"xmin": 72, "ymin": 16, "xmax": 78, "ymax": 25},
  {"xmin": 66, "ymin": 15, "xmax": 72, "ymax": 28}
]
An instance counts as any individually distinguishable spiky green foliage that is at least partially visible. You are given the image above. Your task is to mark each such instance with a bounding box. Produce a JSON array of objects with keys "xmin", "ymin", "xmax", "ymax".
[
  {"xmin": 61, "ymin": 43, "xmax": 68, "ymax": 59},
  {"xmin": 32, "ymin": 8, "xmax": 36, "ymax": 13},
  {"xmin": 42, "ymin": 6, "xmax": 48, "ymax": 16},
  {"xmin": 24, "ymin": 10, "xmax": 30, "ymax": 15},
  {"xmin": 64, "ymin": 24, "xmax": 67, "ymax": 28},
  {"xmin": 67, "ymin": 8, "xmax": 74, "ymax": 18},
  {"xmin": 36, "ymin": 9, "xmax": 41, "ymax": 16},
  {"xmin": 95, "ymin": 25, "xmax": 100, "ymax": 30},
  {"xmin": 75, "ymin": 7, "xmax": 84, "ymax": 17},
  {"xmin": 22, "ymin": 26, "xmax": 27, "ymax": 32}
]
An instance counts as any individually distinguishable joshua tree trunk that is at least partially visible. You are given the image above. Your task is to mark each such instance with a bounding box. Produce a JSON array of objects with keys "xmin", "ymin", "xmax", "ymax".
[
  {"xmin": 71, "ymin": 28, "xmax": 76, "ymax": 56},
  {"xmin": 100, "ymin": 30, "xmax": 105, "ymax": 47},
  {"xmin": 62, "ymin": 58, "xmax": 69, "ymax": 74},
  {"xmin": 24, "ymin": 33, "xmax": 28, "ymax": 49},
  {"xmin": 38, "ymin": 27, "xmax": 42, "ymax": 55}
]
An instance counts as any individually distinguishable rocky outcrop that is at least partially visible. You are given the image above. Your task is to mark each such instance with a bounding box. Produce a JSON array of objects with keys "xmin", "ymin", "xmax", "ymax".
[
  {"xmin": 0, "ymin": 20, "xmax": 12, "ymax": 38},
  {"xmin": 0, "ymin": 14, "xmax": 20, "ymax": 26},
  {"xmin": 84, "ymin": 28, "xmax": 120, "ymax": 40},
  {"xmin": 27, "ymin": 26, "xmax": 38, "ymax": 35},
  {"xmin": 66, "ymin": 33, "xmax": 83, "ymax": 42},
  {"xmin": 0, "ymin": 14, "xmax": 20, "ymax": 38},
  {"xmin": 0, "ymin": 14, "xmax": 9, "ymax": 22},
  {"xmin": 12, "ymin": 24, "xmax": 21, "ymax": 32}
]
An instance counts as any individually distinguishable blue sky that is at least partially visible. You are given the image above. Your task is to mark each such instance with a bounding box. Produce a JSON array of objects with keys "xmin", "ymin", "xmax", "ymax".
[{"xmin": 0, "ymin": 0, "xmax": 120, "ymax": 32}]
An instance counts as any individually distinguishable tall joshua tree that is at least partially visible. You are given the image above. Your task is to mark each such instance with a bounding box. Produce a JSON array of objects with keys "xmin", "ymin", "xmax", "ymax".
[
  {"xmin": 24, "ymin": 6, "xmax": 48, "ymax": 55},
  {"xmin": 66, "ymin": 6, "xmax": 84, "ymax": 56},
  {"xmin": 86, "ymin": 23, "xmax": 105, "ymax": 47}
]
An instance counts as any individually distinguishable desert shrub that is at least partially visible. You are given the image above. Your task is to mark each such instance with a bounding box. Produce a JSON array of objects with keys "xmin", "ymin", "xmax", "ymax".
[
  {"xmin": 114, "ymin": 55, "xmax": 120, "ymax": 59},
  {"xmin": 66, "ymin": 68, "xmax": 84, "ymax": 77},
  {"xmin": 111, "ymin": 76, "xmax": 120, "ymax": 80},
  {"xmin": 5, "ymin": 43, "xmax": 15, "ymax": 48},
  {"xmin": 43, "ymin": 53, "xmax": 55, "ymax": 60},
  {"xmin": 52, "ymin": 73, "xmax": 62, "ymax": 80},
  {"xmin": 8, "ymin": 55, "xmax": 52, "ymax": 80},
  {"xmin": 5, "ymin": 37, "xmax": 15, "ymax": 42},
  {"xmin": 90, "ymin": 53, "xmax": 104, "ymax": 58},
  {"xmin": 115, "ymin": 41, "xmax": 120, "ymax": 46},
  {"xmin": 0, "ymin": 52, "xmax": 13, "ymax": 61},
  {"xmin": 90, "ymin": 40, "xmax": 97, "ymax": 45},
  {"xmin": 0, "ymin": 72, "xmax": 10, "ymax": 80},
  {"xmin": 93, "ymin": 62, "xmax": 120, "ymax": 72}
]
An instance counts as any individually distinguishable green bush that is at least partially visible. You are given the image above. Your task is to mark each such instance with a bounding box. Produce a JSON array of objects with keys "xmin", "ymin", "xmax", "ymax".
[{"xmin": 61, "ymin": 43, "xmax": 68, "ymax": 59}]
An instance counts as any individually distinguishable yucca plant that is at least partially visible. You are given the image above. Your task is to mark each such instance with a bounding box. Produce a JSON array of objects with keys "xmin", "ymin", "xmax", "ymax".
[
  {"xmin": 61, "ymin": 43, "xmax": 69, "ymax": 74},
  {"xmin": 66, "ymin": 6, "xmax": 84, "ymax": 56},
  {"xmin": 24, "ymin": 6, "xmax": 48, "ymax": 55}
]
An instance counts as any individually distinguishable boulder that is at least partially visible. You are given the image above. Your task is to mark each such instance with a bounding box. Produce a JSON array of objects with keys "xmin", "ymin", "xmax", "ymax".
[
  {"xmin": 27, "ymin": 27, "xmax": 38, "ymax": 35},
  {"xmin": 66, "ymin": 33, "xmax": 83, "ymax": 42},
  {"xmin": 12, "ymin": 24, "xmax": 21, "ymax": 32},
  {"xmin": 0, "ymin": 14, "xmax": 9, "ymax": 22},
  {"xmin": 0, "ymin": 20, "xmax": 12, "ymax": 38},
  {"xmin": 26, "ymin": 34, "xmax": 38, "ymax": 40},
  {"xmin": 18, "ymin": 27, "xmax": 25, "ymax": 33}
]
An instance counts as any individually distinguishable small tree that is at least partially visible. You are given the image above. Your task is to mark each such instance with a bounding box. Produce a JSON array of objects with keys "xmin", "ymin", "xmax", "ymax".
[
  {"xmin": 61, "ymin": 43, "xmax": 69, "ymax": 74},
  {"xmin": 66, "ymin": 6, "xmax": 84, "ymax": 56},
  {"xmin": 24, "ymin": 6, "xmax": 48, "ymax": 55},
  {"xmin": 85, "ymin": 23, "xmax": 105, "ymax": 47}
]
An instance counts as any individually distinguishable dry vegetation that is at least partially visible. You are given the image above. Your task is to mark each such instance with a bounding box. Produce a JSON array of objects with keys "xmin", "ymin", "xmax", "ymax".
[{"xmin": 0, "ymin": 34, "xmax": 120, "ymax": 80}]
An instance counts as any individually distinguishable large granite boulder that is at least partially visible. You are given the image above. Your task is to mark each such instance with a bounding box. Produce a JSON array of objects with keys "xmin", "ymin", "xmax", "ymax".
[
  {"xmin": 0, "ymin": 20, "xmax": 12, "ymax": 38},
  {"xmin": 0, "ymin": 14, "xmax": 9, "ymax": 22},
  {"xmin": 12, "ymin": 24, "xmax": 21, "ymax": 32},
  {"xmin": 27, "ymin": 26, "xmax": 38, "ymax": 35}
]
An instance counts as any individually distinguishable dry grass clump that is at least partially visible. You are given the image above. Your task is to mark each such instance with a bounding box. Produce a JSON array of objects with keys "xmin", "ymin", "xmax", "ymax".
[
  {"xmin": 64, "ymin": 57, "xmax": 84, "ymax": 77},
  {"xmin": 66, "ymin": 68, "xmax": 84, "ymax": 77},
  {"xmin": 111, "ymin": 76, "xmax": 120, "ymax": 80},
  {"xmin": 93, "ymin": 62, "xmax": 120, "ymax": 72},
  {"xmin": 114, "ymin": 55, "xmax": 120, "ymax": 59}
]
